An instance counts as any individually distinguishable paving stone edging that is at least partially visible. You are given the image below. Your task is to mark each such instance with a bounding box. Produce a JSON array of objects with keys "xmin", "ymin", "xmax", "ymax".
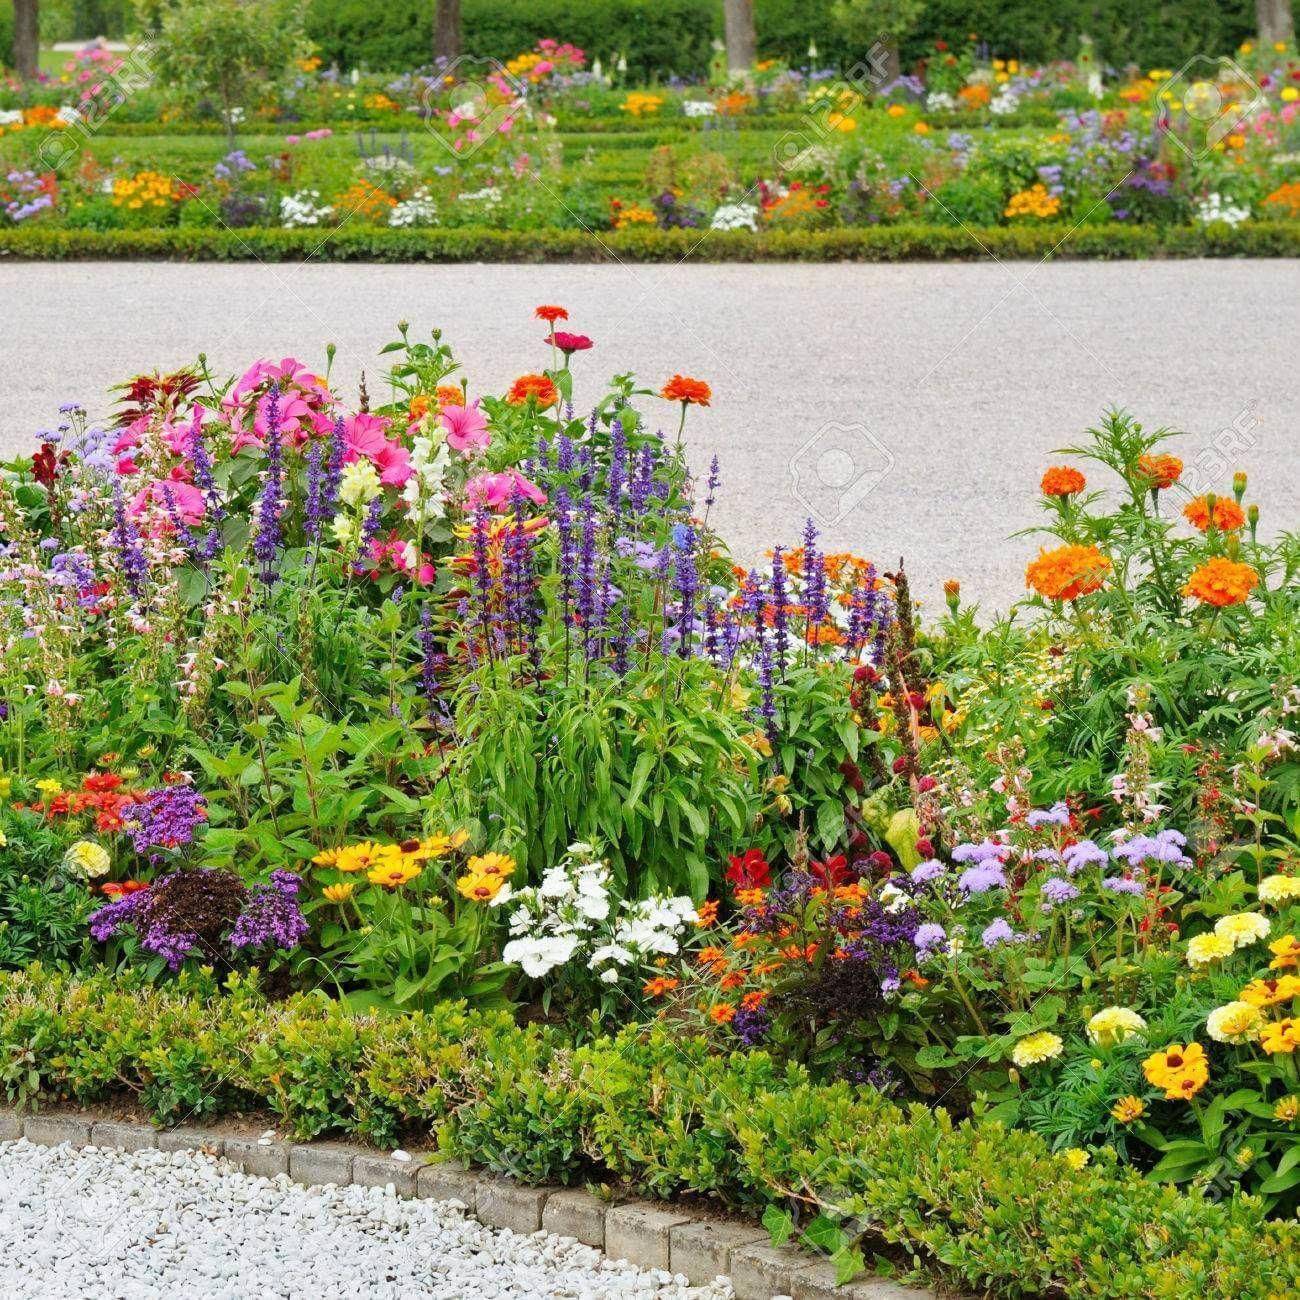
[{"xmin": 1, "ymin": 1108, "xmax": 936, "ymax": 1300}]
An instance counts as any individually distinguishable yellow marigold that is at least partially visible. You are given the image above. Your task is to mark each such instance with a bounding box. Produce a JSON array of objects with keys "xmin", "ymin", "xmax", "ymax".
[
  {"xmin": 1269, "ymin": 934, "xmax": 1300, "ymax": 970},
  {"xmin": 1259, "ymin": 874, "xmax": 1300, "ymax": 905},
  {"xmin": 1086, "ymin": 1006, "xmax": 1147, "ymax": 1046},
  {"xmin": 1182, "ymin": 557, "xmax": 1259, "ymax": 608},
  {"xmin": 1005, "ymin": 183, "xmax": 1062, "ymax": 220},
  {"xmin": 1260, "ymin": 1018, "xmax": 1300, "ymax": 1054},
  {"xmin": 1183, "ymin": 495, "xmax": 1245, "ymax": 532},
  {"xmin": 322, "ymin": 882, "xmax": 356, "ymax": 904},
  {"xmin": 1062, "ymin": 1148, "xmax": 1090, "ymax": 1171},
  {"xmin": 1240, "ymin": 975, "xmax": 1300, "ymax": 1008},
  {"xmin": 1110, "ymin": 1094, "xmax": 1146, "ymax": 1124},
  {"xmin": 1040, "ymin": 466, "xmax": 1086, "ymax": 497},
  {"xmin": 1142, "ymin": 1042, "xmax": 1209, "ymax": 1100},
  {"xmin": 1214, "ymin": 911, "xmax": 1271, "ymax": 949},
  {"xmin": 1011, "ymin": 1031, "xmax": 1063, "ymax": 1067},
  {"xmin": 1205, "ymin": 1000, "xmax": 1263, "ymax": 1043},
  {"xmin": 1186, "ymin": 931, "xmax": 1235, "ymax": 967},
  {"xmin": 1025, "ymin": 544, "xmax": 1111, "ymax": 602}
]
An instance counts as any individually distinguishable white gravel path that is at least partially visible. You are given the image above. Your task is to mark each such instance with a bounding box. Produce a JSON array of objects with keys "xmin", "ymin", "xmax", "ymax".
[{"xmin": 0, "ymin": 1139, "xmax": 736, "ymax": 1300}]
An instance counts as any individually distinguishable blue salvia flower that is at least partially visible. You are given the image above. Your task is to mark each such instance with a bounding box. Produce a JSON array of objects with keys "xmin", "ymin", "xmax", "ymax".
[
  {"xmin": 252, "ymin": 385, "xmax": 284, "ymax": 586},
  {"xmin": 110, "ymin": 478, "xmax": 149, "ymax": 602}
]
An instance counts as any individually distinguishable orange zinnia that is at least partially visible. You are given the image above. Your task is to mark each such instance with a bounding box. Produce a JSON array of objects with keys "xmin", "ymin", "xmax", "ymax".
[
  {"xmin": 1040, "ymin": 466, "xmax": 1086, "ymax": 497},
  {"xmin": 1136, "ymin": 453, "xmax": 1182, "ymax": 490},
  {"xmin": 695, "ymin": 899, "xmax": 720, "ymax": 928},
  {"xmin": 1182, "ymin": 556, "xmax": 1259, "ymax": 607},
  {"xmin": 534, "ymin": 304, "xmax": 569, "ymax": 323},
  {"xmin": 660, "ymin": 375, "xmax": 711, "ymax": 406},
  {"xmin": 1025, "ymin": 544, "xmax": 1111, "ymax": 602},
  {"xmin": 435, "ymin": 383, "xmax": 466, "ymax": 407},
  {"xmin": 642, "ymin": 975, "xmax": 680, "ymax": 998},
  {"xmin": 1183, "ymin": 496, "xmax": 1245, "ymax": 532},
  {"xmin": 708, "ymin": 1003, "xmax": 736, "ymax": 1024},
  {"xmin": 506, "ymin": 373, "xmax": 559, "ymax": 407}
]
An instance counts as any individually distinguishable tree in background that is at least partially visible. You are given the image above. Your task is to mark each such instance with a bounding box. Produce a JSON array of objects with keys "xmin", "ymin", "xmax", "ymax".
[
  {"xmin": 12, "ymin": 0, "xmax": 39, "ymax": 77},
  {"xmin": 832, "ymin": 0, "xmax": 925, "ymax": 82},
  {"xmin": 151, "ymin": 0, "xmax": 306, "ymax": 144},
  {"xmin": 434, "ymin": 0, "xmax": 460, "ymax": 61},
  {"xmin": 1256, "ymin": 0, "xmax": 1295, "ymax": 45},
  {"xmin": 722, "ymin": 0, "xmax": 756, "ymax": 73}
]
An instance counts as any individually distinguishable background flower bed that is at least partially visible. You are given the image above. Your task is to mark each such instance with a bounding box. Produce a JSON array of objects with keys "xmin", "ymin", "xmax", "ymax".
[{"xmin": 2, "ymin": 963, "xmax": 1297, "ymax": 1299}]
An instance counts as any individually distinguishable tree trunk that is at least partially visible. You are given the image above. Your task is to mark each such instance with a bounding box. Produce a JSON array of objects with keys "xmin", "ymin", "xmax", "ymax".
[
  {"xmin": 12, "ymin": 0, "xmax": 39, "ymax": 80},
  {"xmin": 722, "ymin": 0, "xmax": 757, "ymax": 74},
  {"xmin": 1257, "ymin": 0, "xmax": 1295, "ymax": 45},
  {"xmin": 434, "ymin": 0, "xmax": 462, "ymax": 63}
]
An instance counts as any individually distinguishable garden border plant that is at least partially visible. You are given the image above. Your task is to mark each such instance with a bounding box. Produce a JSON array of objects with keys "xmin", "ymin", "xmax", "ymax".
[
  {"xmin": 3, "ymin": 220, "xmax": 1300, "ymax": 261},
  {"xmin": 0, "ymin": 965, "xmax": 1296, "ymax": 1299}
]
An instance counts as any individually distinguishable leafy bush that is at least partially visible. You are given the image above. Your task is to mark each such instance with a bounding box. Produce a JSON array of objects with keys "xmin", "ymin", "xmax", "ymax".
[{"xmin": 2, "ymin": 965, "xmax": 1298, "ymax": 1297}]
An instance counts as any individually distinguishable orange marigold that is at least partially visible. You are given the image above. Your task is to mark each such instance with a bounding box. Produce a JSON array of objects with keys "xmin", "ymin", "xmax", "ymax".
[
  {"xmin": 660, "ymin": 375, "xmax": 711, "ymax": 405},
  {"xmin": 1183, "ymin": 496, "xmax": 1245, "ymax": 532},
  {"xmin": 435, "ymin": 383, "xmax": 466, "ymax": 407},
  {"xmin": 1025, "ymin": 544, "xmax": 1111, "ymax": 602},
  {"xmin": 1182, "ymin": 556, "xmax": 1259, "ymax": 607},
  {"xmin": 1136, "ymin": 453, "xmax": 1182, "ymax": 490},
  {"xmin": 506, "ymin": 373, "xmax": 559, "ymax": 407},
  {"xmin": 1040, "ymin": 466, "xmax": 1086, "ymax": 497}
]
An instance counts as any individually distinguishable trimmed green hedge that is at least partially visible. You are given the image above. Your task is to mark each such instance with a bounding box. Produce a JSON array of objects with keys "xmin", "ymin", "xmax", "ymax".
[
  {"xmin": 4, "ymin": 221, "xmax": 1300, "ymax": 263},
  {"xmin": 2, "ymin": 966, "xmax": 1297, "ymax": 1298}
]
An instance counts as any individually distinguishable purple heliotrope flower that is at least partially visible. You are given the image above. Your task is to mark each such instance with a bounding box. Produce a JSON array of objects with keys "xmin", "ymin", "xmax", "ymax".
[{"xmin": 229, "ymin": 870, "xmax": 309, "ymax": 952}]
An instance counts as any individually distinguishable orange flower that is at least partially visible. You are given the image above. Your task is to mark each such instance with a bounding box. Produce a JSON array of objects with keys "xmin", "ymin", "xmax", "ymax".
[
  {"xmin": 1025, "ymin": 544, "xmax": 1111, "ymax": 602},
  {"xmin": 643, "ymin": 975, "xmax": 680, "ymax": 998},
  {"xmin": 1183, "ymin": 496, "xmax": 1245, "ymax": 532},
  {"xmin": 695, "ymin": 899, "xmax": 720, "ymax": 928},
  {"xmin": 660, "ymin": 375, "xmax": 711, "ymax": 406},
  {"xmin": 708, "ymin": 1003, "xmax": 736, "ymax": 1024},
  {"xmin": 1040, "ymin": 466, "xmax": 1086, "ymax": 497},
  {"xmin": 506, "ymin": 374, "xmax": 559, "ymax": 406},
  {"xmin": 697, "ymin": 945, "xmax": 727, "ymax": 970},
  {"xmin": 408, "ymin": 394, "xmax": 430, "ymax": 421},
  {"xmin": 740, "ymin": 990, "xmax": 767, "ymax": 1011},
  {"xmin": 734, "ymin": 887, "xmax": 766, "ymax": 908},
  {"xmin": 752, "ymin": 960, "xmax": 783, "ymax": 976},
  {"xmin": 719, "ymin": 970, "xmax": 746, "ymax": 990},
  {"xmin": 1136, "ymin": 453, "xmax": 1182, "ymax": 490},
  {"xmin": 535, "ymin": 304, "xmax": 569, "ymax": 323},
  {"xmin": 435, "ymin": 383, "xmax": 466, "ymax": 407},
  {"xmin": 1182, "ymin": 557, "xmax": 1259, "ymax": 608}
]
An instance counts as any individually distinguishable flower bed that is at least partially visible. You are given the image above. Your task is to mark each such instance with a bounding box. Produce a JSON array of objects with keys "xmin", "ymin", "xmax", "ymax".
[{"xmin": 3, "ymin": 310, "xmax": 1300, "ymax": 1291}]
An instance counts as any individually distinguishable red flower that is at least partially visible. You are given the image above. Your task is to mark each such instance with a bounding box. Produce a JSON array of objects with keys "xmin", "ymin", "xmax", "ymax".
[
  {"xmin": 547, "ymin": 331, "xmax": 593, "ymax": 354},
  {"xmin": 534, "ymin": 304, "xmax": 569, "ymax": 323},
  {"xmin": 82, "ymin": 772, "xmax": 123, "ymax": 793},
  {"xmin": 810, "ymin": 854, "xmax": 850, "ymax": 888},
  {"xmin": 660, "ymin": 375, "xmax": 711, "ymax": 406},
  {"xmin": 726, "ymin": 849, "xmax": 771, "ymax": 890}
]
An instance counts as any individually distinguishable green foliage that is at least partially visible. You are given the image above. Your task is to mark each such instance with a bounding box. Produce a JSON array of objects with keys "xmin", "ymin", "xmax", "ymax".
[{"xmin": 2, "ymin": 965, "xmax": 1299, "ymax": 1297}]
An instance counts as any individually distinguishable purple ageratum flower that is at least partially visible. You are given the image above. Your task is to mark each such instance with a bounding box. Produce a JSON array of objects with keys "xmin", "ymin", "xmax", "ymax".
[
  {"xmin": 1112, "ymin": 829, "xmax": 1190, "ymax": 869},
  {"xmin": 1062, "ymin": 839, "xmax": 1109, "ymax": 874},
  {"xmin": 952, "ymin": 839, "xmax": 1008, "ymax": 865},
  {"xmin": 957, "ymin": 863, "xmax": 1007, "ymax": 895},
  {"xmin": 980, "ymin": 917, "xmax": 1023, "ymax": 949},
  {"xmin": 910, "ymin": 859, "xmax": 945, "ymax": 884},
  {"xmin": 913, "ymin": 921, "xmax": 947, "ymax": 954},
  {"xmin": 1039, "ymin": 877, "xmax": 1079, "ymax": 912},
  {"xmin": 1102, "ymin": 875, "xmax": 1146, "ymax": 896},
  {"xmin": 229, "ymin": 871, "xmax": 309, "ymax": 953},
  {"xmin": 1026, "ymin": 802, "xmax": 1071, "ymax": 828}
]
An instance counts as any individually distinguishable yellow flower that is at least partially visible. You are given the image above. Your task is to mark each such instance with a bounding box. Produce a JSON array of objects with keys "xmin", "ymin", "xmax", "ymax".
[
  {"xmin": 322, "ymin": 882, "xmax": 356, "ymax": 904},
  {"xmin": 339, "ymin": 460, "xmax": 382, "ymax": 507},
  {"xmin": 1274, "ymin": 1095, "xmax": 1299, "ymax": 1122},
  {"xmin": 886, "ymin": 103, "xmax": 906, "ymax": 117},
  {"xmin": 1086, "ymin": 1006, "xmax": 1147, "ymax": 1046},
  {"xmin": 1260, "ymin": 1018, "xmax": 1300, "ymax": 1054},
  {"xmin": 1259, "ymin": 874, "xmax": 1300, "ymax": 905},
  {"xmin": 1240, "ymin": 975, "xmax": 1300, "ymax": 1008},
  {"xmin": 456, "ymin": 871, "xmax": 506, "ymax": 902},
  {"xmin": 400, "ymin": 830, "xmax": 469, "ymax": 862},
  {"xmin": 741, "ymin": 729, "xmax": 772, "ymax": 757},
  {"xmin": 1205, "ymin": 1000, "xmax": 1262, "ymax": 1044},
  {"xmin": 1214, "ymin": 911, "xmax": 1271, "ymax": 949},
  {"xmin": 466, "ymin": 852, "xmax": 516, "ymax": 880},
  {"xmin": 367, "ymin": 860, "xmax": 421, "ymax": 888},
  {"xmin": 1110, "ymin": 1095, "xmax": 1145, "ymax": 1125},
  {"xmin": 63, "ymin": 840, "xmax": 111, "ymax": 879},
  {"xmin": 1282, "ymin": 87, "xmax": 1299, "ymax": 103},
  {"xmin": 1186, "ymin": 931, "xmax": 1235, "ymax": 967},
  {"xmin": 35, "ymin": 778, "xmax": 64, "ymax": 796},
  {"xmin": 332, "ymin": 842, "xmax": 400, "ymax": 874},
  {"xmin": 1269, "ymin": 934, "xmax": 1300, "ymax": 969},
  {"xmin": 1062, "ymin": 1148, "xmax": 1090, "ymax": 1171},
  {"xmin": 1142, "ymin": 1042, "xmax": 1209, "ymax": 1100},
  {"xmin": 1011, "ymin": 1031, "xmax": 1063, "ymax": 1067}
]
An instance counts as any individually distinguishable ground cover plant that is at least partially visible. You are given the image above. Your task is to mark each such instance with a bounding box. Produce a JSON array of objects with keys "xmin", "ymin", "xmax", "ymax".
[
  {"xmin": 2, "ymin": 310, "xmax": 1300, "ymax": 1292},
  {"xmin": 3, "ymin": 34, "xmax": 1300, "ymax": 255}
]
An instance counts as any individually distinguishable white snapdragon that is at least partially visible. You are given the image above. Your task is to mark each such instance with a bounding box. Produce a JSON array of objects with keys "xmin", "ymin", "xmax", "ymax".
[{"xmin": 401, "ymin": 433, "xmax": 451, "ymax": 529}]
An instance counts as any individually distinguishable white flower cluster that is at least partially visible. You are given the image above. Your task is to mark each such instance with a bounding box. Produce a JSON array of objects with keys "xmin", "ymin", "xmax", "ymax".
[
  {"xmin": 458, "ymin": 186, "xmax": 503, "ymax": 206},
  {"xmin": 683, "ymin": 100, "xmax": 717, "ymax": 117},
  {"xmin": 710, "ymin": 202, "xmax": 759, "ymax": 231},
  {"xmin": 279, "ymin": 190, "xmax": 334, "ymax": 227},
  {"xmin": 1195, "ymin": 192, "xmax": 1252, "ymax": 226},
  {"xmin": 400, "ymin": 431, "xmax": 451, "ymax": 531},
  {"xmin": 989, "ymin": 88, "xmax": 1019, "ymax": 115},
  {"xmin": 0, "ymin": 110, "xmax": 22, "ymax": 126},
  {"xmin": 390, "ymin": 187, "xmax": 437, "ymax": 227},
  {"xmin": 925, "ymin": 91, "xmax": 956, "ymax": 112},
  {"xmin": 494, "ymin": 842, "xmax": 697, "ymax": 983}
]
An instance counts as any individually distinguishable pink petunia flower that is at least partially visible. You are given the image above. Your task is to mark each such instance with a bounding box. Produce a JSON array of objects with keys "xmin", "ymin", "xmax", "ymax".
[
  {"xmin": 438, "ymin": 402, "xmax": 490, "ymax": 454},
  {"xmin": 465, "ymin": 469, "xmax": 547, "ymax": 511}
]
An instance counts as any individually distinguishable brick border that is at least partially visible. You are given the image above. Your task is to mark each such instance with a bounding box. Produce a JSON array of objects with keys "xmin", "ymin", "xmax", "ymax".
[{"xmin": 1, "ymin": 1108, "xmax": 937, "ymax": 1299}]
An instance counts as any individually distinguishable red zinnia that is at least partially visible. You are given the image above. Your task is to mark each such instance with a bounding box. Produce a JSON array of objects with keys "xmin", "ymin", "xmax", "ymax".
[
  {"xmin": 547, "ymin": 331, "xmax": 593, "ymax": 354},
  {"xmin": 535, "ymin": 304, "xmax": 569, "ymax": 323}
]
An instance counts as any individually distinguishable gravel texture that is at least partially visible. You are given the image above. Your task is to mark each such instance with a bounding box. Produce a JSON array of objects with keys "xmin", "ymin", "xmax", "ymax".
[
  {"xmin": 2, "ymin": 259, "xmax": 1296, "ymax": 608},
  {"xmin": 0, "ymin": 1139, "xmax": 736, "ymax": 1299}
]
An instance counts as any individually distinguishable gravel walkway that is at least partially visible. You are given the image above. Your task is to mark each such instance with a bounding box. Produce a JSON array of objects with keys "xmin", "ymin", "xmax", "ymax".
[
  {"xmin": 2, "ymin": 259, "xmax": 1296, "ymax": 607},
  {"xmin": 0, "ymin": 1139, "xmax": 735, "ymax": 1299}
]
